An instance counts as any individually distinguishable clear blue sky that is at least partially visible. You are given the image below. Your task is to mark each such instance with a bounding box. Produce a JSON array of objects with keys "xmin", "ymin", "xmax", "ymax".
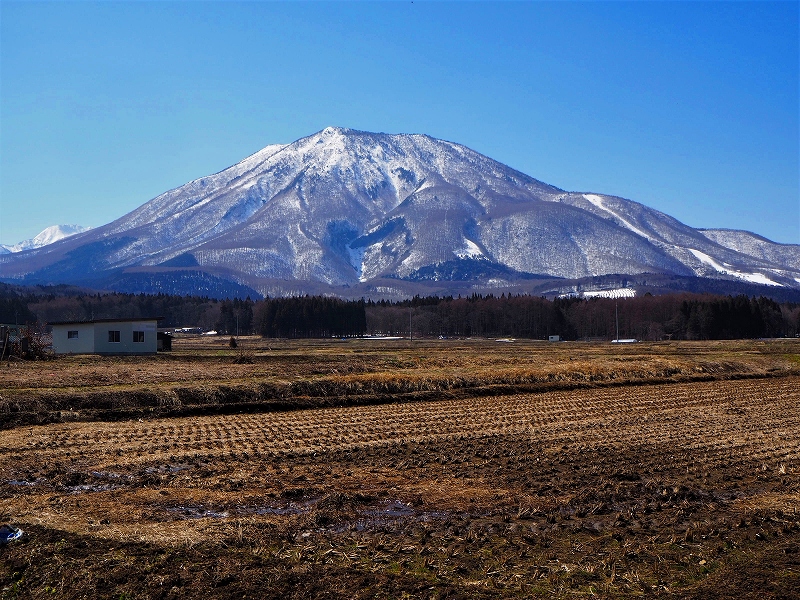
[{"xmin": 1, "ymin": 1, "xmax": 798, "ymax": 245}]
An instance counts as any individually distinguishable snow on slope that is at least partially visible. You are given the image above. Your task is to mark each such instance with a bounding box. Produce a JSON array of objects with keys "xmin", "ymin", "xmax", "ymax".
[
  {"xmin": 1, "ymin": 225, "xmax": 91, "ymax": 253},
  {"xmin": 582, "ymin": 194, "xmax": 653, "ymax": 240},
  {"xmin": 96, "ymin": 127, "xmax": 564, "ymax": 279},
  {"xmin": 582, "ymin": 288, "xmax": 637, "ymax": 299},
  {"xmin": 574, "ymin": 193, "xmax": 799, "ymax": 286},
  {"xmin": 688, "ymin": 248, "xmax": 782, "ymax": 286},
  {"xmin": 700, "ymin": 229, "xmax": 800, "ymax": 266},
  {"xmin": 455, "ymin": 239, "xmax": 485, "ymax": 259},
  {"xmin": 560, "ymin": 288, "xmax": 637, "ymax": 299}
]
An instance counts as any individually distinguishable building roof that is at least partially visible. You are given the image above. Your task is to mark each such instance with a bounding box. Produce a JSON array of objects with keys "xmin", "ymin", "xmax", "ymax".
[{"xmin": 49, "ymin": 317, "xmax": 163, "ymax": 326}]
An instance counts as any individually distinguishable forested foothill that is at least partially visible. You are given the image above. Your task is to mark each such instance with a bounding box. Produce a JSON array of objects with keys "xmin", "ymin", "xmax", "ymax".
[
  {"xmin": 0, "ymin": 282, "xmax": 798, "ymax": 341},
  {"xmin": 374, "ymin": 293, "xmax": 800, "ymax": 341}
]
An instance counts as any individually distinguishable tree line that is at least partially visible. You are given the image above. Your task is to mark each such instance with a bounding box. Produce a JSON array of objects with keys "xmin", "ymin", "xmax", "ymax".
[
  {"xmin": 215, "ymin": 296, "xmax": 367, "ymax": 338},
  {"xmin": 370, "ymin": 293, "xmax": 799, "ymax": 340},
  {"xmin": 0, "ymin": 286, "xmax": 368, "ymax": 339},
  {"xmin": 1, "ymin": 283, "xmax": 798, "ymax": 340}
]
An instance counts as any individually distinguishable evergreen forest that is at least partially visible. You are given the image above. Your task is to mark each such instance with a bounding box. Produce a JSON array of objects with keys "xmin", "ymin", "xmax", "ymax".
[{"xmin": 1, "ymin": 283, "xmax": 798, "ymax": 341}]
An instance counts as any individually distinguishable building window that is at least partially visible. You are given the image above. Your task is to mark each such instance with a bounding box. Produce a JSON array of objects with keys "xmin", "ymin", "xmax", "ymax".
[
  {"xmin": 108, "ymin": 330, "xmax": 120, "ymax": 343},
  {"xmin": 67, "ymin": 330, "xmax": 79, "ymax": 339},
  {"xmin": 133, "ymin": 331, "xmax": 145, "ymax": 343}
]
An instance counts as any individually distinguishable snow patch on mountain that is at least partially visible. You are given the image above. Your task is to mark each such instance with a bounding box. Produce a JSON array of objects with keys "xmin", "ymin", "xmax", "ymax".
[
  {"xmin": 347, "ymin": 244, "xmax": 367, "ymax": 281},
  {"xmin": 1, "ymin": 225, "xmax": 91, "ymax": 253},
  {"xmin": 689, "ymin": 249, "xmax": 782, "ymax": 287},
  {"xmin": 583, "ymin": 288, "xmax": 637, "ymax": 299},
  {"xmin": 455, "ymin": 239, "xmax": 484, "ymax": 259},
  {"xmin": 583, "ymin": 194, "xmax": 652, "ymax": 240},
  {"xmin": 560, "ymin": 288, "xmax": 637, "ymax": 299}
]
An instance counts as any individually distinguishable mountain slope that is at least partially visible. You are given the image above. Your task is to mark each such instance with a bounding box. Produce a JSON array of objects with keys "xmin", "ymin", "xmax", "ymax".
[{"xmin": 1, "ymin": 127, "xmax": 798, "ymax": 298}]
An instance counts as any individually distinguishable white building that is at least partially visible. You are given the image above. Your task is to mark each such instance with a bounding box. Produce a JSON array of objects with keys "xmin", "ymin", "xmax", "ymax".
[{"xmin": 51, "ymin": 317, "xmax": 161, "ymax": 355}]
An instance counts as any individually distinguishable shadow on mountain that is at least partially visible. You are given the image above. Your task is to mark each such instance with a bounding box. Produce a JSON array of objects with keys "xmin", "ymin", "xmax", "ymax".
[
  {"xmin": 405, "ymin": 258, "xmax": 553, "ymax": 282},
  {"xmin": 158, "ymin": 253, "xmax": 200, "ymax": 268}
]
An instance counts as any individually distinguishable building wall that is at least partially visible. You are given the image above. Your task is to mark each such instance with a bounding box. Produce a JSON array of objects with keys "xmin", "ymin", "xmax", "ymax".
[
  {"xmin": 52, "ymin": 323, "xmax": 96, "ymax": 354},
  {"xmin": 93, "ymin": 321, "xmax": 157, "ymax": 354},
  {"xmin": 53, "ymin": 320, "xmax": 158, "ymax": 355}
]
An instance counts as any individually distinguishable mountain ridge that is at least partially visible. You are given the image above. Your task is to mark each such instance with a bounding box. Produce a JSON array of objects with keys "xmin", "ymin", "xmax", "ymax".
[
  {"xmin": 1, "ymin": 127, "xmax": 798, "ymax": 299},
  {"xmin": 0, "ymin": 225, "xmax": 92, "ymax": 254}
]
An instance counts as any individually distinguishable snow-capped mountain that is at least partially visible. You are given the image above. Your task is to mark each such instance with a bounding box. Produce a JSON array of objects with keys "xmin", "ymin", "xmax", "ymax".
[
  {"xmin": 0, "ymin": 225, "xmax": 92, "ymax": 254},
  {"xmin": 1, "ymin": 127, "xmax": 798, "ymax": 298}
]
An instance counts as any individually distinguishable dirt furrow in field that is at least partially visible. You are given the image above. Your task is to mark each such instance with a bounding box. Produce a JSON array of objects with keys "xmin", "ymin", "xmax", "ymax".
[{"xmin": 2, "ymin": 377, "xmax": 797, "ymax": 477}]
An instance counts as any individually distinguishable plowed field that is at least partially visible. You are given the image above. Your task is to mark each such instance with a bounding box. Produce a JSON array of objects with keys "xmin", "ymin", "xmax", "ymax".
[{"xmin": 2, "ymin": 349, "xmax": 799, "ymax": 599}]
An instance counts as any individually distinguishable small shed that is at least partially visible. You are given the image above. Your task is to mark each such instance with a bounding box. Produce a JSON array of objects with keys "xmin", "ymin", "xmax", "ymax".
[
  {"xmin": 51, "ymin": 317, "xmax": 162, "ymax": 355},
  {"xmin": 548, "ymin": 335, "xmax": 561, "ymax": 342},
  {"xmin": 157, "ymin": 331, "xmax": 173, "ymax": 352}
]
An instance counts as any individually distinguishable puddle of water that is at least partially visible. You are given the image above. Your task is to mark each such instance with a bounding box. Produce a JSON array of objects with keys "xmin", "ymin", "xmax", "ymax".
[
  {"xmin": 156, "ymin": 496, "xmax": 322, "ymax": 521},
  {"xmin": 9, "ymin": 472, "xmax": 133, "ymax": 493},
  {"xmin": 166, "ymin": 505, "xmax": 230, "ymax": 520},
  {"xmin": 145, "ymin": 464, "xmax": 192, "ymax": 474},
  {"xmin": 153, "ymin": 497, "xmax": 452, "ymax": 527},
  {"xmin": 238, "ymin": 497, "xmax": 321, "ymax": 516},
  {"xmin": 242, "ymin": 504, "xmax": 307, "ymax": 516},
  {"xmin": 363, "ymin": 500, "xmax": 416, "ymax": 518},
  {"xmin": 364, "ymin": 499, "xmax": 448, "ymax": 521},
  {"xmin": 65, "ymin": 483, "xmax": 125, "ymax": 494},
  {"xmin": 325, "ymin": 500, "xmax": 451, "ymax": 533},
  {"xmin": 8, "ymin": 479, "xmax": 43, "ymax": 487},
  {"xmin": 89, "ymin": 471, "xmax": 127, "ymax": 480}
]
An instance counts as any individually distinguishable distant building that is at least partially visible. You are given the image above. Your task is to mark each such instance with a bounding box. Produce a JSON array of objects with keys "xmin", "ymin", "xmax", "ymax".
[
  {"xmin": 0, "ymin": 324, "xmax": 20, "ymax": 343},
  {"xmin": 51, "ymin": 317, "xmax": 162, "ymax": 355},
  {"xmin": 548, "ymin": 335, "xmax": 561, "ymax": 342},
  {"xmin": 0, "ymin": 325, "xmax": 21, "ymax": 357}
]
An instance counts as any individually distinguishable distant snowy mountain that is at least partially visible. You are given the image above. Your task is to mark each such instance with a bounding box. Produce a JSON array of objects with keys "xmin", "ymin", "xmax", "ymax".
[
  {"xmin": 0, "ymin": 127, "xmax": 798, "ymax": 298},
  {"xmin": 0, "ymin": 225, "xmax": 91, "ymax": 254}
]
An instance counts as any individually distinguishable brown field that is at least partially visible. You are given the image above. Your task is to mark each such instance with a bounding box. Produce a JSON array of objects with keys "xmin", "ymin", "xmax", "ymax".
[
  {"xmin": 1, "ymin": 339, "xmax": 799, "ymax": 598},
  {"xmin": 2, "ymin": 337, "xmax": 799, "ymax": 429}
]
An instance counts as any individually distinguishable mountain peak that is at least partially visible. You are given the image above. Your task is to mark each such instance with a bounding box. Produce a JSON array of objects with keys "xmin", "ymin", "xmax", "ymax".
[{"xmin": 320, "ymin": 126, "xmax": 351, "ymax": 136}]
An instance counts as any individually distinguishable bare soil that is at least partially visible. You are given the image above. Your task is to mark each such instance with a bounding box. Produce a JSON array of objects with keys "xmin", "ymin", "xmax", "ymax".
[{"xmin": 1, "ymin": 339, "xmax": 799, "ymax": 598}]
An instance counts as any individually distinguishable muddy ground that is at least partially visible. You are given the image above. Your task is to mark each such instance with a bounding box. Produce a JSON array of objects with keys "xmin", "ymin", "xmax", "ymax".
[{"xmin": 1, "ymin": 340, "xmax": 799, "ymax": 598}]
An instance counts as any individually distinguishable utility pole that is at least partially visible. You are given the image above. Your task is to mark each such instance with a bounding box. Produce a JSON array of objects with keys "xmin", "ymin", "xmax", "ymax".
[{"xmin": 615, "ymin": 300, "xmax": 620, "ymax": 342}]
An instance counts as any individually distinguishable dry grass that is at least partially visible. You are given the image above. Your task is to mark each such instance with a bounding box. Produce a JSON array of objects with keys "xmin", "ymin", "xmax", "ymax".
[
  {"xmin": 1, "ymin": 338, "xmax": 798, "ymax": 429},
  {"xmin": 3, "ymin": 336, "xmax": 798, "ymax": 392}
]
